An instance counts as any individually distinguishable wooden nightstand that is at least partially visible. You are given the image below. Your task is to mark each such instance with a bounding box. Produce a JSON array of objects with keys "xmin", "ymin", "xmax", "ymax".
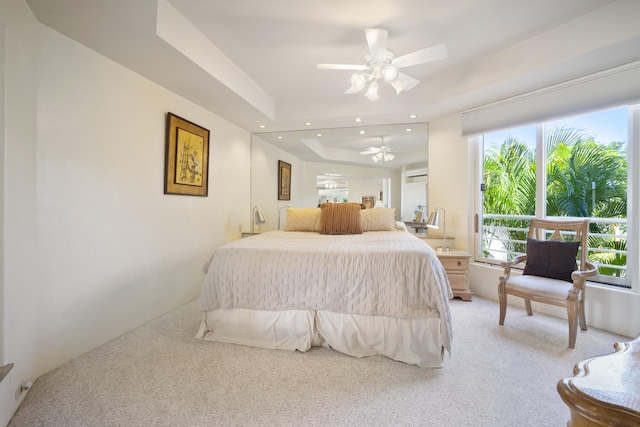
[
  {"xmin": 435, "ymin": 249, "xmax": 473, "ymax": 301},
  {"xmin": 241, "ymin": 232, "xmax": 261, "ymax": 238}
]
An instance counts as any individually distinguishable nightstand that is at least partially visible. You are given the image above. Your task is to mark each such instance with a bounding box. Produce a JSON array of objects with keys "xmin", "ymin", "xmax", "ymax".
[
  {"xmin": 435, "ymin": 249, "xmax": 473, "ymax": 301},
  {"xmin": 241, "ymin": 232, "xmax": 261, "ymax": 238}
]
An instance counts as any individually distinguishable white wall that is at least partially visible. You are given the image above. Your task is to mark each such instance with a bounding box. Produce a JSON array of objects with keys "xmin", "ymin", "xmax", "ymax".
[
  {"xmin": 428, "ymin": 112, "xmax": 640, "ymax": 339},
  {"xmin": 401, "ymin": 181, "xmax": 428, "ymax": 223},
  {"xmin": 1, "ymin": 2, "xmax": 40, "ymax": 424},
  {"xmin": 1, "ymin": 2, "xmax": 251, "ymax": 424},
  {"xmin": 428, "ymin": 114, "xmax": 471, "ymax": 249},
  {"xmin": 250, "ymin": 135, "xmax": 304, "ymax": 231}
]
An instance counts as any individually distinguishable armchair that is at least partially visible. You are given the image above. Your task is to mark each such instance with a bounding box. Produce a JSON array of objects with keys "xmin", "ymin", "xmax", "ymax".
[{"xmin": 498, "ymin": 218, "xmax": 597, "ymax": 348}]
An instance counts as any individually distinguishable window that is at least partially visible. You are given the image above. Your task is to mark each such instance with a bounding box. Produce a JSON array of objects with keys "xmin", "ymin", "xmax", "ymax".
[{"xmin": 478, "ymin": 106, "xmax": 630, "ymax": 287}]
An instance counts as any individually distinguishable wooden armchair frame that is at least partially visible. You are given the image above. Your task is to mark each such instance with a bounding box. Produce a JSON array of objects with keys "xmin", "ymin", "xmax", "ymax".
[{"xmin": 498, "ymin": 218, "xmax": 598, "ymax": 348}]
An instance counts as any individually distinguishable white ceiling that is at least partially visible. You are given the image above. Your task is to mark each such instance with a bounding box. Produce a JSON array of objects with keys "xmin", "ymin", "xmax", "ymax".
[{"xmin": 25, "ymin": 0, "xmax": 640, "ymax": 167}]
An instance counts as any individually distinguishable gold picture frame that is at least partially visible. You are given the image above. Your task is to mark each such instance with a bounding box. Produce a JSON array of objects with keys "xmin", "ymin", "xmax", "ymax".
[
  {"xmin": 361, "ymin": 196, "xmax": 375, "ymax": 209},
  {"xmin": 164, "ymin": 113, "xmax": 210, "ymax": 196},
  {"xmin": 278, "ymin": 160, "xmax": 291, "ymax": 200}
]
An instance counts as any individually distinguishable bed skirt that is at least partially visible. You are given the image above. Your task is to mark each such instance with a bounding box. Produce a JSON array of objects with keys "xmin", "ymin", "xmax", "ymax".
[{"xmin": 195, "ymin": 308, "xmax": 445, "ymax": 368}]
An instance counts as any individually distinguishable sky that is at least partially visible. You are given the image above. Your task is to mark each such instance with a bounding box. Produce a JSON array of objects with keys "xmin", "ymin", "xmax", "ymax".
[{"xmin": 484, "ymin": 106, "xmax": 628, "ymax": 149}]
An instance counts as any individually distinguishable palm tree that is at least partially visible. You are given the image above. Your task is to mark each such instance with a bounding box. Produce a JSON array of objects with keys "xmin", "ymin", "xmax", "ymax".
[
  {"xmin": 482, "ymin": 138, "xmax": 536, "ymax": 258},
  {"xmin": 482, "ymin": 126, "xmax": 628, "ymax": 277}
]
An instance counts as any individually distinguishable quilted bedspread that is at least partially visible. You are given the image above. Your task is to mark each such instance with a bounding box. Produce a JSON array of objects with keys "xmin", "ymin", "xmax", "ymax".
[{"xmin": 198, "ymin": 230, "xmax": 453, "ymax": 352}]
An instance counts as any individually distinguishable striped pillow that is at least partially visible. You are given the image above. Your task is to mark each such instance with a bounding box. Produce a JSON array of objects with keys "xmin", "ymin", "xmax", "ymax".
[{"xmin": 320, "ymin": 203, "xmax": 363, "ymax": 235}]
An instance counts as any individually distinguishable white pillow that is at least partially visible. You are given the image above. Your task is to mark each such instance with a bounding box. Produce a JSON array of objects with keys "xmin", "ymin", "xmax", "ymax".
[
  {"xmin": 283, "ymin": 208, "xmax": 321, "ymax": 232},
  {"xmin": 360, "ymin": 208, "xmax": 396, "ymax": 231}
]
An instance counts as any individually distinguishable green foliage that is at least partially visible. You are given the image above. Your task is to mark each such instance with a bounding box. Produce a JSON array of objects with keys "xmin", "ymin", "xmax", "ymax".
[
  {"xmin": 482, "ymin": 126, "xmax": 628, "ymax": 278},
  {"xmin": 483, "ymin": 137, "xmax": 536, "ymax": 215}
]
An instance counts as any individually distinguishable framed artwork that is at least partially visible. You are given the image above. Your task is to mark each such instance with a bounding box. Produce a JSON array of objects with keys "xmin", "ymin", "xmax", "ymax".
[
  {"xmin": 164, "ymin": 113, "xmax": 210, "ymax": 196},
  {"xmin": 362, "ymin": 196, "xmax": 375, "ymax": 209},
  {"xmin": 278, "ymin": 160, "xmax": 291, "ymax": 200}
]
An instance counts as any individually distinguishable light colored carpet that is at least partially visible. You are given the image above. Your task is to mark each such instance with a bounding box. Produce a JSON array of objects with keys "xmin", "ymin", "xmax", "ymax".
[{"xmin": 9, "ymin": 297, "xmax": 630, "ymax": 427}]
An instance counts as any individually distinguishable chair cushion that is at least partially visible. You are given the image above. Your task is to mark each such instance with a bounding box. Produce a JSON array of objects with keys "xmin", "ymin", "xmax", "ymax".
[
  {"xmin": 523, "ymin": 238, "xmax": 579, "ymax": 282},
  {"xmin": 505, "ymin": 274, "xmax": 574, "ymax": 302}
]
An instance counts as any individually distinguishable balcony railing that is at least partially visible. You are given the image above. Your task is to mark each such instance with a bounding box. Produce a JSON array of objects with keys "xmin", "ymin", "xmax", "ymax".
[{"xmin": 479, "ymin": 214, "xmax": 628, "ymax": 288}]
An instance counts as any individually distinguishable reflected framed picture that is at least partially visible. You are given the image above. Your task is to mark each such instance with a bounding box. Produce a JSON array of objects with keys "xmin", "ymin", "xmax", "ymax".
[
  {"xmin": 278, "ymin": 160, "xmax": 291, "ymax": 200},
  {"xmin": 362, "ymin": 196, "xmax": 375, "ymax": 209},
  {"xmin": 164, "ymin": 113, "xmax": 210, "ymax": 196}
]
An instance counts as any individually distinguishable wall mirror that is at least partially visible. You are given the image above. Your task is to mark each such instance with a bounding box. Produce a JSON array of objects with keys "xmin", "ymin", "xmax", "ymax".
[{"xmin": 250, "ymin": 123, "xmax": 428, "ymax": 232}]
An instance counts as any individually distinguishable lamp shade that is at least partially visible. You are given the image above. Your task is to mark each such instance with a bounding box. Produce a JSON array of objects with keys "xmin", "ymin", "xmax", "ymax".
[
  {"xmin": 254, "ymin": 208, "xmax": 266, "ymax": 225},
  {"xmin": 426, "ymin": 212, "xmax": 440, "ymax": 229},
  {"xmin": 426, "ymin": 207, "xmax": 449, "ymax": 252},
  {"xmin": 251, "ymin": 206, "xmax": 266, "ymax": 233}
]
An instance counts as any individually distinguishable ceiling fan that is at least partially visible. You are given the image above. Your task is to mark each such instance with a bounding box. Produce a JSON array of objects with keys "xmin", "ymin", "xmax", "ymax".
[
  {"xmin": 360, "ymin": 140, "xmax": 397, "ymax": 162},
  {"xmin": 317, "ymin": 28, "xmax": 447, "ymax": 100}
]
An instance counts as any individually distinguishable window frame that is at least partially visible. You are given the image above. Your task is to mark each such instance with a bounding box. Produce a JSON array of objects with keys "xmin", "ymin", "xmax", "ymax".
[{"xmin": 473, "ymin": 104, "xmax": 638, "ymax": 291}]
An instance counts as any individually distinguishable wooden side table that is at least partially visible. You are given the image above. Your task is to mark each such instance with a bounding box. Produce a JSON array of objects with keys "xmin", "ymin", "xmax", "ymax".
[
  {"xmin": 435, "ymin": 249, "xmax": 473, "ymax": 301},
  {"xmin": 404, "ymin": 221, "xmax": 429, "ymax": 234},
  {"xmin": 557, "ymin": 335, "xmax": 640, "ymax": 426}
]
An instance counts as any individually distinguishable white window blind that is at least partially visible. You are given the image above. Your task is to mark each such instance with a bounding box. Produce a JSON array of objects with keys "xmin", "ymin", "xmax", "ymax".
[{"xmin": 461, "ymin": 60, "xmax": 640, "ymax": 137}]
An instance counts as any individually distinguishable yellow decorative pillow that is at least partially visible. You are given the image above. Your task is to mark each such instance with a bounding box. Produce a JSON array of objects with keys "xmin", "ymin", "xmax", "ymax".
[
  {"xmin": 283, "ymin": 208, "xmax": 322, "ymax": 232},
  {"xmin": 320, "ymin": 203, "xmax": 363, "ymax": 235},
  {"xmin": 360, "ymin": 208, "xmax": 397, "ymax": 231}
]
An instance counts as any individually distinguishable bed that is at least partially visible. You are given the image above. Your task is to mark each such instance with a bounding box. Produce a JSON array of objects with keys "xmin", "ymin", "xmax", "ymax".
[{"xmin": 195, "ymin": 204, "xmax": 453, "ymax": 367}]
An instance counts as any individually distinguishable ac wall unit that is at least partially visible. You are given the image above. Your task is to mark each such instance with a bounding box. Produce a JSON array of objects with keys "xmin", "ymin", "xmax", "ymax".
[{"xmin": 405, "ymin": 167, "xmax": 428, "ymax": 178}]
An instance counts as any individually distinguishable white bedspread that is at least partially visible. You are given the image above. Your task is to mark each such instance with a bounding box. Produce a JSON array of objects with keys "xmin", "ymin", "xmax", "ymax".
[{"xmin": 198, "ymin": 231, "xmax": 453, "ymax": 354}]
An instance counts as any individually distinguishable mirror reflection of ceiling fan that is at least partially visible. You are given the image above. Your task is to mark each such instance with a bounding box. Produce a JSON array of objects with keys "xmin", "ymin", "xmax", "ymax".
[
  {"xmin": 317, "ymin": 28, "xmax": 447, "ymax": 100},
  {"xmin": 360, "ymin": 138, "xmax": 399, "ymax": 162}
]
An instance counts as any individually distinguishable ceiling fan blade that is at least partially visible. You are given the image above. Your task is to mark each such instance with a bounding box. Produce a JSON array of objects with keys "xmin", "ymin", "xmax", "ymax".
[
  {"xmin": 400, "ymin": 73, "xmax": 421, "ymax": 91},
  {"xmin": 365, "ymin": 28, "xmax": 388, "ymax": 60},
  {"xmin": 392, "ymin": 43, "xmax": 448, "ymax": 69},
  {"xmin": 317, "ymin": 63, "xmax": 369, "ymax": 71},
  {"xmin": 359, "ymin": 147, "xmax": 380, "ymax": 155},
  {"xmin": 391, "ymin": 72, "xmax": 421, "ymax": 94}
]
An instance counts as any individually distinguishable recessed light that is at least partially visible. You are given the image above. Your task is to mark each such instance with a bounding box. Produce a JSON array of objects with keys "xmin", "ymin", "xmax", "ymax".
[
  {"xmin": 405, "ymin": 128, "xmax": 412, "ymax": 132},
  {"xmin": 277, "ymin": 136, "xmax": 283, "ymax": 140},
  {"xmin": 316, "ymin": 133, "xmax": 322, "ymax": 137},
  {"xmin": 259, "ymin": 124, "xmax": 266, "ymax": 128},
  {"xmin": 409, "ymin": 114, "xmax": 417, "ymax": 119},
  {"xmin": 305, "ymin": 122, "xmax": 312, "ymax": 126},
  {"xmin": 355, "ymin": 117, "xmax": 362, "ymax": 123},
  {"xmin": 359, "ymin": 130, "xmax": 365, "ymax": 135}
]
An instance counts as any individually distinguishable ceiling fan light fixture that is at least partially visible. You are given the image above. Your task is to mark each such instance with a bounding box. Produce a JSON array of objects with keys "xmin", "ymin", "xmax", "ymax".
[
  {"xmin": 371, "ymin": 148, "xmax": 394, "ymax": 163},
  {"xmin": 345, "ymin": 72, "xmax": 372, "ymax": 94},
  {"xmin": 382, "ymin": 64, "xmax": 399, "ymax": 82},
  {"xmin": 365, "ymin": 80, "xmax": 379, "ymax": 101}
]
